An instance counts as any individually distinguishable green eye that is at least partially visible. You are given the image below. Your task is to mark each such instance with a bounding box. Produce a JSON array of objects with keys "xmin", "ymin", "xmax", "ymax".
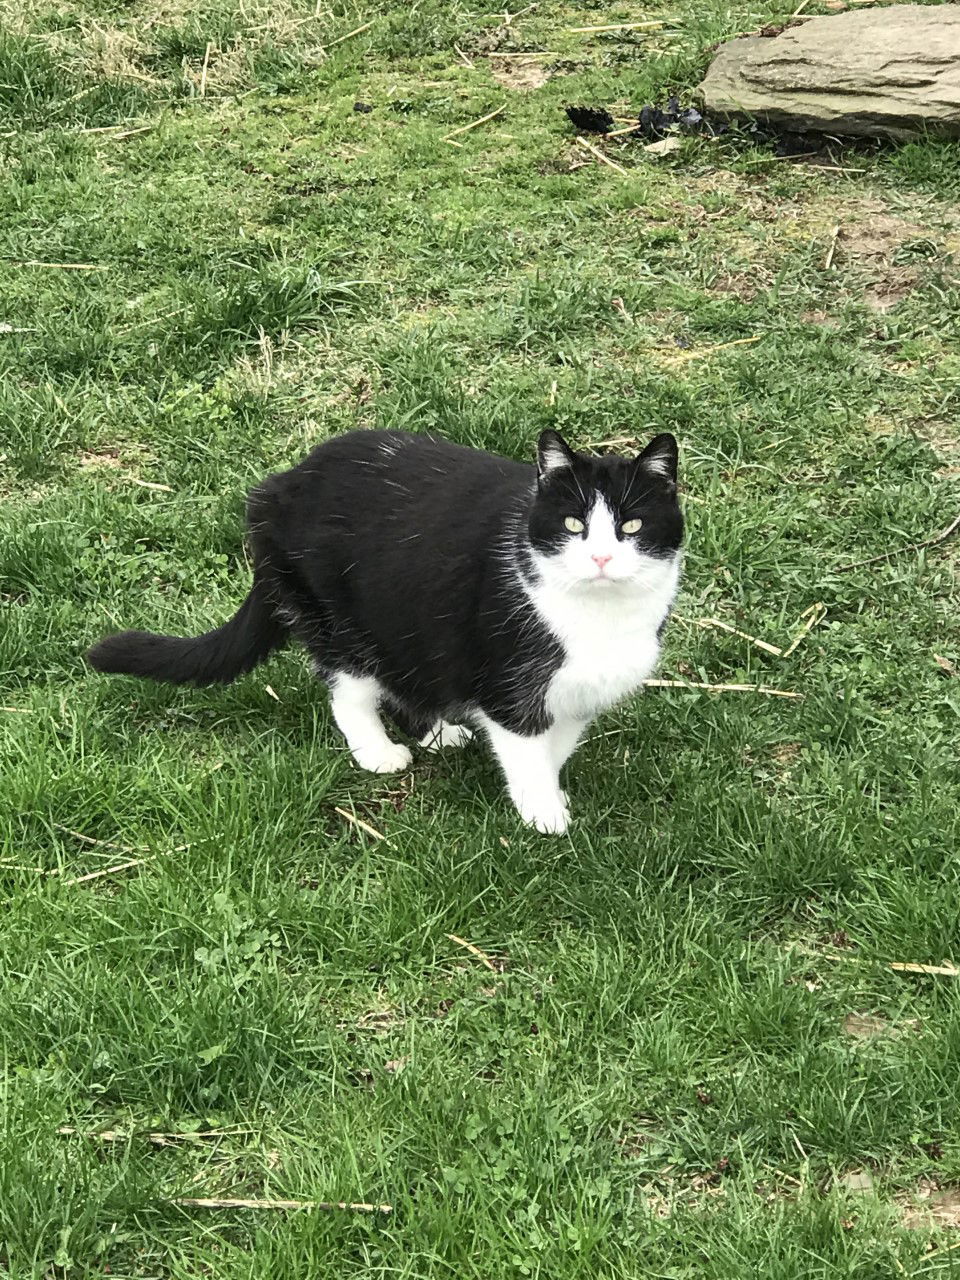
[
  {"xmin": 621, "ymin": 518, "xmax": 643, "ymax": 535},
  {"xmin": 564, "ymin": 516, "xmax": 584, "ymax": 534}
]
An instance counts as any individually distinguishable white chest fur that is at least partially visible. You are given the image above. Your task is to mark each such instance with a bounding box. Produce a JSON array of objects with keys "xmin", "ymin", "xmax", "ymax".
[{"xmin": 527, "ymin": 555, "xmax": 680, "ymax": 723}]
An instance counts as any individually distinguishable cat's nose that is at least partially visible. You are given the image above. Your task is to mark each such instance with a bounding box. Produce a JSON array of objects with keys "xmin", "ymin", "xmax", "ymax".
[{"xmin": 591, "ymin": 554, "xmax": 612, "ymax": 569}]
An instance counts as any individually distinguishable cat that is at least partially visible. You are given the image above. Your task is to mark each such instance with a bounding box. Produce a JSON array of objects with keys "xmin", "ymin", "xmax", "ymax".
[{"xmin": 87, "ymin": 428, "xmax": 683, "ymax": 833}]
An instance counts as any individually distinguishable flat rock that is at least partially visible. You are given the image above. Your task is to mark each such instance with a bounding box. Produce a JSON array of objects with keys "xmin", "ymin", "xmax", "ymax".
[{"xmin": 699, "ymin": 5, "xmax": 960, "ymax": 139}]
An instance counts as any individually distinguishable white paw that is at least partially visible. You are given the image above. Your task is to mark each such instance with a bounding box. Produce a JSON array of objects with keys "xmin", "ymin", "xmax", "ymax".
[
  {"xmin": 419, "ymin": 721, "xmax": 474, "ymax": 751},
  {"xmin": 353, "ymin": 742, "xmax": 413, "ymax": 774},
  {"xmin": 514, "ymin": 792, "xmax": 571, "ymax": 835}
]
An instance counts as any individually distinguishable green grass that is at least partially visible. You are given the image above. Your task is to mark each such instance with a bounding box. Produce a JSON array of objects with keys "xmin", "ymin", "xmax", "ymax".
[{"xmin": 2, "ymin": 0, "xmax": 960, "ymax": 1274}]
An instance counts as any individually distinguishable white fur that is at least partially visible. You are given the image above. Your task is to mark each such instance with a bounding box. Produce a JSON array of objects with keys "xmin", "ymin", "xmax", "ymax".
[
  {"xmin": 420, "ymin": 721, "xmax": 474, "ymax": 750},
  {"xmin": 479, "ymin": 499, "xmax": 680, "ymax": 832},
  {"xmin": 329, "ymin": 673, "xmax": 412, "ymax": 773},
  {"xmin": 477, "ymin": 714, "xmax": 577, "ymax": 834}
]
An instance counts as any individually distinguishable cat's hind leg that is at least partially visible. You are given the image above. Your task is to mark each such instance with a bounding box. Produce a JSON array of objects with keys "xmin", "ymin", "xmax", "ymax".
[{"xmin": 329, "ymin": 673, "xmax": 412, "ymax": 774}]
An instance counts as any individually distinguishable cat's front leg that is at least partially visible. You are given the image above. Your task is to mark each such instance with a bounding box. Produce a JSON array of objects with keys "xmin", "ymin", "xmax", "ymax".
[{"xmin": 479, "ymin": 716, "xmax": 574, "ymax": 835}]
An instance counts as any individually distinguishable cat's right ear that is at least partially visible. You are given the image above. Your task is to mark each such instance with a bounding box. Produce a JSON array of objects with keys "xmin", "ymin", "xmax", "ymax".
[{"xmin": 537, "ymin": 430, "xmax": 576, "ymax": 483}]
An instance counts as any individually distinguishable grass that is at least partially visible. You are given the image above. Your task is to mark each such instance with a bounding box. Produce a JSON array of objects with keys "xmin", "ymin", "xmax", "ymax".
[{"xmin": 1, "ymin": 0, "xmax": 959, "ymax": 1274}]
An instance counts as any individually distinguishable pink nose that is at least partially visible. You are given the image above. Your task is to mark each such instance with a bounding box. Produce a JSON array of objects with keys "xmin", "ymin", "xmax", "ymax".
[{"xmin": 592, "ymin": 554, "xmax": 612, "ymax": 570}]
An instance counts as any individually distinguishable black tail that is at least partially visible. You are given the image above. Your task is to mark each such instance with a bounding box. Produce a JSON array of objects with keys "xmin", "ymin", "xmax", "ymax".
[{"xmin": 87, "ymin": 585, "xmax": 287, "ymax": 686}]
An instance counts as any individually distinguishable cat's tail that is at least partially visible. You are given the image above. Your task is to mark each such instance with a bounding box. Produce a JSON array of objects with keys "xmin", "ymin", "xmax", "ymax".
[{"xmin": 86, "ymin": 584, "xmax": 287, "ymax": 686}]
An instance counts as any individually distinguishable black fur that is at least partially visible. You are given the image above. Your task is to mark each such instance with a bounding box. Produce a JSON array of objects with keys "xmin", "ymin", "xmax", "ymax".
[{"xmin": 87, "ymin": 429, "xmax": 681, "ymax": 735}]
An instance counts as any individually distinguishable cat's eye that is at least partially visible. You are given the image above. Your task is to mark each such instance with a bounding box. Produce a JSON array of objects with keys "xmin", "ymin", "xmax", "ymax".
[
  {"xmin": 621, "ymin": 518, "xmax": 643, "ymax": 535},
  {"xmin": 564, "ymin": 516, "xmax": 585, "ymax": 534}
]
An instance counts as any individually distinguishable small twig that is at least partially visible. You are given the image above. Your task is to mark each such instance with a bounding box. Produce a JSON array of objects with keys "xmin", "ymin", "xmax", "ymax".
[
  {"xmin": 447, "ymin": 933, "xmax": 497, "ymax": 971},
  {"xmin": 199, "ymin": 42, "xmax": 213, "ymax": 96},
  {"xmin": 644, "ymin": 679, "xmax": 802, "ymax": 699},
  {"xmin": 485, "ymin": 50, "xmax": 558, "ymax": 57},
  {"xmin": 662, "ymin": 336, "xmax": 760, "ymax": 363},
  {"xmin": 454, "ymin": 43, "xmax": 474, "ymax": 67},
  {"xmin": 792, "ymin": 0, "xmax": 810, "ymax": 13},
  {"xmin": 835, "ymin": 511, "xmax": 960, "ymax": 572},
  {"xmin": 890, "ymin": 961, "xmax": 959, "ymax": 977},
  {"xmin": 781, "ymin": 602, "xmax": 826, "ymax": 658},
  {"xmin": 574, "ymin": 135, "xmax": 627, "ymax": 174},
  {"xmin": 1, "ymin": 706, "xmax": 33, "ymax": 713},
  {"xmin": 568, "ymin": 20, "xmax": 664, "ymax": 32},
  {"xmin": 127, "ymin": 476, "xmax": 174, "ymax": 493},
  {"xmin": 823, "ymin": 224, "xmax": 840, "ymax": 270},
  {"xmin": 334, "ymin": 806, "xmax": 386, "ymax": 842},
  {"xmin": 325, "ymin": 18, "xmax": 375, "ymax": 50},
  {"xmin": 173, "ymin": 1195, "xmax": 391, "ymax": 1213},
  {"xmin": 442, "ymin": 105, "xmax": 505, "ymax": 143}
]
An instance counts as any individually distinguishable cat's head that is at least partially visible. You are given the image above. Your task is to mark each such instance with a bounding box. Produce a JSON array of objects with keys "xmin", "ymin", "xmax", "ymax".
[{"xmin": 527, "ymin": 430, "xmax": 683, "ymax": 590}]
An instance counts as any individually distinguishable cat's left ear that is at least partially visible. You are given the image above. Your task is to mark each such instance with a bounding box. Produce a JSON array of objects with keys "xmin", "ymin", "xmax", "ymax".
[
  {"xmin": 537, "ymin": 430, "xmax": 576, "ymax": 482},
  {"xmin": 637, "ymin": 433, "xmax": 678, "ymax": 487}
]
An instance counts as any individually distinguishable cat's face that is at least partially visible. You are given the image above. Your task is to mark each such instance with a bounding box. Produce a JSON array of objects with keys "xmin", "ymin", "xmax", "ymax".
[{"xmin": 527, "ymin": 430, "xmax": 682, "ymax": 590}]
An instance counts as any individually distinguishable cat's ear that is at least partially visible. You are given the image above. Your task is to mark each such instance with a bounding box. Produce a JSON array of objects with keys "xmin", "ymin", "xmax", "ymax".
[
  {"xmin": 537, "ymin": 430, "xmax": 576, "ymax": 482},
  {"xmin": 637, "ymin": 433, "xmax": 678, "ymax": 486}
]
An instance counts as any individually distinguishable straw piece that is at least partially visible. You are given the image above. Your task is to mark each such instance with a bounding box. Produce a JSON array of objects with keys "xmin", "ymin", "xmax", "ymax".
[
  {"xmin": 172, "ymin": 1195, "xmax": 392, "ymax": 1213},
  {"xmin": 575, "ymin": 135, "xmax": 627, "ymax": 174},
  {"xmin": 890, "ymin": 961, "xmax": 959, "ymax": 977},
  {"xmin": 325, "ymin": 18, "xmax": 375, "ymax": 50},
  {"xmin": 127, "ymin": 476, "xmax": 174, "ymax": 492},
  {"xmin": 442, "ymin": 105, "xmax": 505, "ymax": 142},
  {"xmin": 781, "ymin": 602, "xmax": 826, "ymax": 658},
  {"xmin": 568, "ymin": 21, "xmax": 665, "ymax": 32},
  {"xmin": 824, "ymin": 225, "xmax": 840, "ymax": 270},
  {"xmin": 199, "ymin": 42, "xmax": 213, "ymax": 96},
  {"xmin": 644, "ymin": 679, "xmax": 802, "ymax": 699},
  {"xmin": 835, "ymin": 510, "xmax": 960, "ymax": 572},
  {"xmin": 447, "ymin": 933, "xmax": 497, "ymax": 971},
  {"xmin": 334, "ymin": 806, "xmax": 386, "ymax": 842},
  {"xmin": 662, "ymin": 335, "xmax": 760, "ymax": 363},
  {"xmin": 682, "ymin": 616, "xmax": 784, "ymax": 656}
]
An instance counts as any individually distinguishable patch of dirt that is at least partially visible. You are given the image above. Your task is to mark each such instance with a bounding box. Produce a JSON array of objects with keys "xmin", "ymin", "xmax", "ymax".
[
  {"xmin": 900, "ymin": 1182, "xmax": 960, "ymax": 1230},
  {"xmin": 839, "ymin": 214, "xmax": 928, "ymax": 259},
  {"xmin": 863, "ymin": 267, "xmax": 920, "ymax": 313},
  {"xmin": 79, "ymin": 449, "xmax": 123, "ymax": 470},
  {"xmin": 489, "ymin": 57, "xmax": 550, "ymax": 91},
  {"xmin": 710, "ymin": 271, "xmax": 760, "ymax": 301},
  {"xmin": 801, "ymin": 310, "xmax": 839, "ymax": 326}
]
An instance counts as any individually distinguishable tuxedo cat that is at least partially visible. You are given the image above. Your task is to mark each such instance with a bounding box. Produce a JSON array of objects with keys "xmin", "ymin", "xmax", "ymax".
[{"xmin": 88, "ymin": 429, "xmax": 683, "ymax": 833}]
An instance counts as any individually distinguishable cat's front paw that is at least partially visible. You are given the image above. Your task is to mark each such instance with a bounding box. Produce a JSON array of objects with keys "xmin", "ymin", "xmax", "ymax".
[
  {"xmin": 353, "ymin": 743, "xmax": 413, "ymax": 774},
  {"xmin": 420, "ymin": 721, "xmax": 474, "ymax": 751},
  {"xmin": 514, "ymin": 792, "xmax": 571, "ymax": 835}
]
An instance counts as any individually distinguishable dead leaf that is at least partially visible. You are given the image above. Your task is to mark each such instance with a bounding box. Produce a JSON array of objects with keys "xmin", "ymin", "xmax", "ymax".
[
  {"xmin": 644, "ymin": 137, "xmax": 682, "ymax": 157},
  {"xmin": 935, "ymin": 654, "xmax": 958, "ymax": 676},
  {"xmin": 383, "ymin": 1056, "xmax": 408, "ymax": 1074}
]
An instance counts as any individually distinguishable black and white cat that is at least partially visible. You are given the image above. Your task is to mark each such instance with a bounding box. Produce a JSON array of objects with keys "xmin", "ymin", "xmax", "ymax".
[{"xmin": 88, "ymin": 429, "xmax": 683, "ymax": 833}]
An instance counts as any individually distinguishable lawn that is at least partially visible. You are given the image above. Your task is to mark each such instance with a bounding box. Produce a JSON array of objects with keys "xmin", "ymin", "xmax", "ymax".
[{"xmin": 1, "ymin": 0, "xmax": 959, "ymax": 1274}]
